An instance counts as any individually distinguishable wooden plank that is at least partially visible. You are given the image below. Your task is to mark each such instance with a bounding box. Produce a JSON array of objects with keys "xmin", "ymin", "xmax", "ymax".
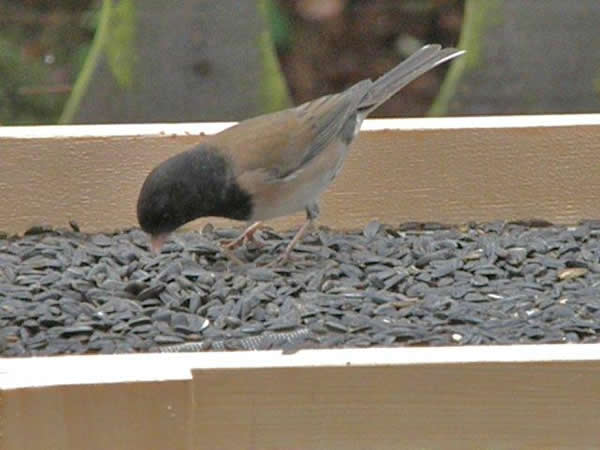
[
  {"xmin": 1, "ymin": 380, "xmax": 193, "ymax": 450},
  {"xmin": 2, "ymin": 344, "xmax": 600, "ymax": 449},
  {"xmin": 2, "ymin": 115, "xmax": 600, "ymax": 448},
  {"xmin": 0, "ymin": 354, "xmax": 194, "ymax": 450},
  {"xmin": 1, "ymin": 114, "xmax": 599, "ymax": 234},
  {"xmin": 193, "ymin": 362, "xmax": 600, "ymax": 450}
]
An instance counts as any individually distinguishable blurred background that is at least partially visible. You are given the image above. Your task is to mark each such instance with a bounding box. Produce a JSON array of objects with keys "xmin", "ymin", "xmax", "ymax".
[{"xmin": 1, "ymin": 0, "xmax": 599, "ymax": 126}]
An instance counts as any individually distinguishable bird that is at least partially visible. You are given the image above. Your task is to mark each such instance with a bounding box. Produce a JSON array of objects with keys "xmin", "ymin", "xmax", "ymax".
[{"xmin": 137, "ymin": 44, "xmax": 465, "ymax": 264}]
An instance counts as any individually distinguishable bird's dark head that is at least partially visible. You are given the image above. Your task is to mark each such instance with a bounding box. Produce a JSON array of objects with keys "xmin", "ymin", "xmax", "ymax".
[{"xmin": 136, "ymin": 145, "xmax": 252, "ymax": 252}]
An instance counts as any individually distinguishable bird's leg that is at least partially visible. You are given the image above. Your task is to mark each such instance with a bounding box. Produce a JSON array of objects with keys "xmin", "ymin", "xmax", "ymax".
[
  {"xmin": 220, "ymin": 247, "xmax": 245, "ymax": 265},
  {"xmin": 222, "ymin": 221, "xmax": 264, "ymax": 249},
  {"xmin": 269, "ymin": 203, "xmax": 320, "ymax": 266}
]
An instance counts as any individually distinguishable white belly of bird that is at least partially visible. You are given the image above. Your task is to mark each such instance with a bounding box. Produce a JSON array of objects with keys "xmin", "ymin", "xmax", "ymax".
[{"xmin": 250, "ymin": 140, "xmax": 350, "ymax": 221}]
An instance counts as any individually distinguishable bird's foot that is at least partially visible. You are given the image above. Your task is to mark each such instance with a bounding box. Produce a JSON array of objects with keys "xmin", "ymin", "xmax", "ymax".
[
  {"xmin": 265, "ymin": 218, "xmax": 314, "ymax": 267},
  {"xmin": 220, "ymin": 246, "xmax": 245, "ymax": 265},
  {"xmin": 265, "ymin": 250, "xmax": 300, "ymax": 267},
  {"xmin": 221, "ymin": 222, "xmax": 265, "ymax": 250}
]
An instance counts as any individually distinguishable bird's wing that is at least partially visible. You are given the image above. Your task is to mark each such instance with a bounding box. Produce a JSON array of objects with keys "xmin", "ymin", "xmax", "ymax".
[{"xmin": 211, "ymin": 80, "xmax": 372, "ymax": 183}]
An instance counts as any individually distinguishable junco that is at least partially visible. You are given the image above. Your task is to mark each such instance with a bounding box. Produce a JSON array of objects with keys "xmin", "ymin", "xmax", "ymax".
[{"xmin": 137, "ymin": 44, "xmax": 465, "ymax": 263}]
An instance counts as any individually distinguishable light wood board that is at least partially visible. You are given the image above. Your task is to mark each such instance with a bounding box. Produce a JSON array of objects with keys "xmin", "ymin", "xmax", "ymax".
[
  {"xmin": 2, "ymin": 344, "xmax": 600, "ymax": 449},
  {"xmin": 1, "ymin": 114, "xmax": 599, "ymax": 234},
  {"xmin": 2, "ymin": 115, "xmax": 600, "ymax": 449}
]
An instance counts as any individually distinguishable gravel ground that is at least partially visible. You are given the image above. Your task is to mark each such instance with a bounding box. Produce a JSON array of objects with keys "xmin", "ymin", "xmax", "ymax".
[{"xmin": 1, "ymin": 220, "xmax": 600, "ymax": 357}]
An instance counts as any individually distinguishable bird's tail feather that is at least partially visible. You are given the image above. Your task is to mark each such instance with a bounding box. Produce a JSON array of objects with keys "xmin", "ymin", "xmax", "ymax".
[{"xmin": 359, "ymin": 44, "xmax": 465, "ymax": 115}]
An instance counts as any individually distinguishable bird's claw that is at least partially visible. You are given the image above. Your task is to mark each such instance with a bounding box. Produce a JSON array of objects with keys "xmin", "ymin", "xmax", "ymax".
[
  {"xmin": 221, "ymin": 237, "xmax": 244, "ymax": 250},
  {"xmin": 221, "ymin": 223, "xmax": 266, "ymax": 250},
  {"xmin": 220, "ymin": 246, "xmax": 245, "ymax": 265},
  {"xmin": 264, "ymin": 250, "xmax": 302, "ymax": 267}
]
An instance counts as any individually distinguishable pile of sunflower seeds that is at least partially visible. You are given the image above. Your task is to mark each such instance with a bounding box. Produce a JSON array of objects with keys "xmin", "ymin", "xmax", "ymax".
[{"xmin": 1, "ymin": 220, "xmax": 600, "ymax": 357}]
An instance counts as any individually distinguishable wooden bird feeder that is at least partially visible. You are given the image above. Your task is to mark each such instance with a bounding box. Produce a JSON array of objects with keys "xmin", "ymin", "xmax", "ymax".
[{"xmin": 2, "ymin": 114, "xmax": 600, "ymax": 449}]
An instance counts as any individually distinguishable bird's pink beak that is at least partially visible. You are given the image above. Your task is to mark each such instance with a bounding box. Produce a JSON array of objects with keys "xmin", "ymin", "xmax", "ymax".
[{"xmin": 150, "ymin": 233, "xmax": 169, "ymax": 253}]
